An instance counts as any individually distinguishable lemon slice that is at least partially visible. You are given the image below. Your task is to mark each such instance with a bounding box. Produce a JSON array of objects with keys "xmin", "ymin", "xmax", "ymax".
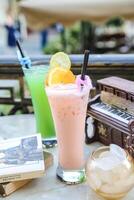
[
  {"xmin": 47, "ymin": 67, "xmax": 75, "ymax": 86},
  {"xmin": 50, "ymin": 52, "xmax": 71, "ymax": 70}
]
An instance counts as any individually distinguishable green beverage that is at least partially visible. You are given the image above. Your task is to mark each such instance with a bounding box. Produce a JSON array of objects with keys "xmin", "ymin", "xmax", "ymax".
[{"xmin": 23, "ymin": 65, "xmax": 56, "ymax": 145}]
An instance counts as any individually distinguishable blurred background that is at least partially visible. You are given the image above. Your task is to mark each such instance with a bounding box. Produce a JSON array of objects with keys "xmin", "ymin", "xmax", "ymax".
[
  {"xmin": 0, "ymin": 0, "xmax": 134, "ymax": 115},
  {"xmin": 0, "ymin": 0, "xmax": 134, "ymax": 56}
]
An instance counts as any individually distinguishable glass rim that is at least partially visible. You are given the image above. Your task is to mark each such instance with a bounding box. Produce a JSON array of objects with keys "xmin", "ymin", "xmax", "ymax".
[
  {"xmin": 91, "ymin": 146, "xmax": 128, "ymax": 160},
  {"xmin": 22, "ymin": 64, "xmax": 49, "ymax": 72},
  {"xmin": 46, "ymin": 84, "xmax": 90, "ymax": 91},
  {"xmin": 22, "ymin": 64, "xmax": 49, "ymax": 68}
]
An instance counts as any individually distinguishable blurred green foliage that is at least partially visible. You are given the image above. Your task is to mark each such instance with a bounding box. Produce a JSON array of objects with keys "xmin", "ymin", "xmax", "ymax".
[
  {"xmin": 43, "ymin": 22, "xmax": 81, "ymax": 54},
  {"xmin": 106, "ymin": 17, "xmax": 124, "ymax": 27},
  {"xmin": 43, "ymin": 36, "xmax": 63, "ymax": 54}
]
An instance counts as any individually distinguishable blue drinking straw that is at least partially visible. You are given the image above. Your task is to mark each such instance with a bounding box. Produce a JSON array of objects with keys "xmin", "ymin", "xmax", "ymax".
[{"xmin": 16, "ymin": 39, "xmax": 31, "ymax": 69}]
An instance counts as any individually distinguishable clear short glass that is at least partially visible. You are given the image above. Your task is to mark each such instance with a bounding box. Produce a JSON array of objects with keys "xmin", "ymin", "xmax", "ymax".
[
  {"xmin": 86, "ymin": 146, "xmax": 134, "ymax": 200},
  {"xmin": 46, "ymin": 84, "xmax": 90, "ymax": 184},
  {"xmin": 23, "ymin": 65, "xmax": 56, "ymax": 147}
]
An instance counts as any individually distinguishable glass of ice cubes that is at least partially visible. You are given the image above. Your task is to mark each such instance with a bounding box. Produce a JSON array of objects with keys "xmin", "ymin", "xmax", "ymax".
[{"xmin": 86, "ymin": 145, "xmax": 134, "ymax": 199}]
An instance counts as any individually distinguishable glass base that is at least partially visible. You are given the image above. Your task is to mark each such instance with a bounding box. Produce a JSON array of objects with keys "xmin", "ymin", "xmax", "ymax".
[
  {"xmin": 56, "ymin": 165, "xmax": 86, "ymax": 184},
  {"xmin": 42, "ymin": 138, "xmax": 57, "ymax": 148}
]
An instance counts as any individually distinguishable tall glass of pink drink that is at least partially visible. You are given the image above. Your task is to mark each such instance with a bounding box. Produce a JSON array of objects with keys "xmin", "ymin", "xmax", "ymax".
[{"xmin": 46, "ymin": 83, "xmax": 90, "ymax": 184}]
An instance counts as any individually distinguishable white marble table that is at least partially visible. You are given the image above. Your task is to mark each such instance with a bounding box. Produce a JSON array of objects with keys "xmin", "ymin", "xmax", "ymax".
[{"xmin": 0, "ymin": 114, "xmax": 134, "ymax": 200}]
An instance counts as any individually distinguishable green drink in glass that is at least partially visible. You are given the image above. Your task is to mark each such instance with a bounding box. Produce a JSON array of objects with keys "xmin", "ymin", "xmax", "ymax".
[{"xmin": 23, "ymin": 65, "xmax": 56, "ymax": 147}]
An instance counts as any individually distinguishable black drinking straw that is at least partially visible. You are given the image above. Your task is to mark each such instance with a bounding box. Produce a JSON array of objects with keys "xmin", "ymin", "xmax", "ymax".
[
  {"xmin": 81, "ymin": 50, "xmax": 90, "ymax": 80},
  {"xmin": 16, "ymin": 39, "xmax": 29, "ymax": 69}
]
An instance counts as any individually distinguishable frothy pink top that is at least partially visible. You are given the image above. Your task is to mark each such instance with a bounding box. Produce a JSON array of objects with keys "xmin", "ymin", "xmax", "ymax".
[{"xmin": 46, "ymin": 83, "xmax": 90, "ymax": 97}]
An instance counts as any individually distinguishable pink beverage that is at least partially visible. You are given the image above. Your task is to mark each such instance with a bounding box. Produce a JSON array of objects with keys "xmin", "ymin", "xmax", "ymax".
[{"xmin": 46, "ymin": 83, "xmax": 90, "ymax": 184}]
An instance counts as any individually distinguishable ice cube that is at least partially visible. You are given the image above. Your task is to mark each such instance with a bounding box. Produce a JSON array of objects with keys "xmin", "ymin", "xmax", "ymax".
[
  {"xmin": 88, "ymin": 171, "xmax": 102, "ymax": 190},
  {"xmin": 100, "ymin": 182, "xmax": 124, "ymax": 194},
  {"xmin": 123, "ymin": 173, "xmax": 134, "ymax": 189},
  {"xmin": 0, "ymin": 153, "xmax": 5, "ymax": 159},
  {"xmin": 112, "ymin": 161, "xmax": 132, "ymax": 180},
  {"xmin": 95, "ymin": 155, "xmax": 121, "ymax": 171},
  {"xmin": 99, "ymin": 151, "xmax": 110, "ymax": 158},
  {"xmin": 110, "ymin": 144, "xmax": 126, "ymax": 161},
  {"xmin": 96, "ymin": 168, "xmax": 113, "ymax": 185},
  {"xmin": 101, "ymin": 175, "xmax": 134, "ymax": 195}
]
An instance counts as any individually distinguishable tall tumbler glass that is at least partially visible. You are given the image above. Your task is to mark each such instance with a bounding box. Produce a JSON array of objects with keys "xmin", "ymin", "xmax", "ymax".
[
  {"xmin": 46, "ymin": 83, "xmax": 90, "ymax": 184},
  {"xmin": 23, "ymin": 65, "xmax": 56, "ymax": 147}
]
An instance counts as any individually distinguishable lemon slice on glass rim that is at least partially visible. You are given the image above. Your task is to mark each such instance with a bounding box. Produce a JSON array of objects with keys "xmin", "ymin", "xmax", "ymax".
[{"xmin": 50, "ymin": 52, "xmax": 71, "ymax": 70}]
